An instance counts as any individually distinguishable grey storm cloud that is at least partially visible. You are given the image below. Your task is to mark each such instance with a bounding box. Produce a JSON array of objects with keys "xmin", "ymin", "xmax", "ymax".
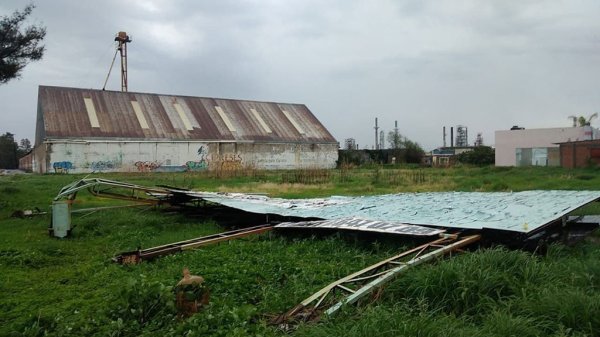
[{"xmin": 1, "ymin": 0, "xmax": 600, "ymax": 150}]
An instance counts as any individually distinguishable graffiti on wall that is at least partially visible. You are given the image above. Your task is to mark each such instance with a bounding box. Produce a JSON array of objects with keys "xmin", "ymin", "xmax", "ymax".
[
  {"xmin": 184, "ymin": 146, "xmax": 244, "ymax": 171},
  {"xmin": 185, "ymin": 160, "xmax": 208, "ymax": 171},
  {"xmin": 216, "ymin": 153, "xmax": 243, "ymax": 171},
  {"xmin": 90, "ymin": 160, "xmax": 119, "ymax": 172},
  {"xmin": 53, "ymin": 161, "xmax": 73, "ymax": 173},
  {"xmin": 134, "ymin": 161, "xmax": 162, "ymax": 172},
  {"xmin": 184, "ymin": 146, "xmax": 209, "ymax": 172},
  {"xmin": 78, "ymin": 157, "xmax": 123, "ymax": 172}
]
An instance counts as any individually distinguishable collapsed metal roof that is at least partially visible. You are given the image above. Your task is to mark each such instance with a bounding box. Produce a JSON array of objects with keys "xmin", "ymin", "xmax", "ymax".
[
  {"xmin": 188, "ymin": 190, "xmax": 600, "ymax": 234},
  {"xmin": 36, "ymin": 85, "xmax": 336, "ymax": 145},
  {"xmin": 50, "ymin": 178, "xmax": 600, "ymax": 239}
]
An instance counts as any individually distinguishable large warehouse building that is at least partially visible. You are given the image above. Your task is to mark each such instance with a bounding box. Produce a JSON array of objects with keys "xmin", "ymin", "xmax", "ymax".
[{"xmin": 31, "ymin": 86, "xmax": 338, "ymax": 173}]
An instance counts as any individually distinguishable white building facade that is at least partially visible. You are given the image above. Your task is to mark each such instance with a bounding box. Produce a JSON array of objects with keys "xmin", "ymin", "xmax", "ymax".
[{"xmin": 495, "ymin": 126, "xmax": 596, "ymax": 166}]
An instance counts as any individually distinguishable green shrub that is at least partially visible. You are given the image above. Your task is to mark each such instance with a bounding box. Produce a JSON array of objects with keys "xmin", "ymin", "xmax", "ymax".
[
  {"xmin": 456, "ymin": 146, "xmax": 495, "ymax": 166},
  {"xmin": 108, "ymin": 275, "xmax": 176, "ymax": 330}
]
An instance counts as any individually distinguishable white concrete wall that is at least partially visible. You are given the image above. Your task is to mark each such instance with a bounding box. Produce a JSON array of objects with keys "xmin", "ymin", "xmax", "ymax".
[
  {"xmin": 495, "ymin": 127, "xmax": 594, "ymax": 166},
  {"xmin": 35, "ymin": 140, "xmax": 338, "ymax": 173}
]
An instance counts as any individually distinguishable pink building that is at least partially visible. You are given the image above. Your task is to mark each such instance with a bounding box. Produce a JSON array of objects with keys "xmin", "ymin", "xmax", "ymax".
[{"xmin": 495, "ymin": 126, "xmax": 597, "ymax": 166}]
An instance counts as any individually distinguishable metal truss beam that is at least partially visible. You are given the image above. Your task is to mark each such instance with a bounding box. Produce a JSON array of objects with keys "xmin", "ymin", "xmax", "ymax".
[
  {"xmin": 273, "ymin": 233, "xmax": 481, "ymax": 325},
  {"xmin": 54, "ymin": 178, "xmax": 170, "ymax": 203}
]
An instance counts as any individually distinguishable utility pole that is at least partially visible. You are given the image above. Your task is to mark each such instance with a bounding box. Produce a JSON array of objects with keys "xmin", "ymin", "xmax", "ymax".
[
  {"xmin": 394, "ymin": 120, "xmax": 399, "ymax": 149},
  {"xmin": 374, "ymin": 118, "xmax": 379, "ymax": 150}
]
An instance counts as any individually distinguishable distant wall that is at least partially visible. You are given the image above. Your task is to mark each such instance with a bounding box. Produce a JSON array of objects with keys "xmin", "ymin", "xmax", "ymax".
[
  {"xmin": 18, "ymin": 153, "xmax": 32, "ymax": 172},
  {"xmin": 495, "ymin": 127, "xmax": 594, "ymax": 166},
  {"xmin": 559, "ymin": 140, "xmax": 600, "ymax": 169},
  {"xmin": 34, "ymin": 140, "xmax": 338, "ymax": 173}
]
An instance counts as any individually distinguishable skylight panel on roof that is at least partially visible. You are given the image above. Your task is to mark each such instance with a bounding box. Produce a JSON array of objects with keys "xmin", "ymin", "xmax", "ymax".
[
  {"xmin": 250, "ymin": 108, "xmax": 272, "ymax": 133},
  {"xmin": 173, "ymin": 103, "xmax": 194, "ymax": 131},
  {"xmin": 282, "ymin": 110, "xmax": 305, "ymax": 135},
  {"xmin": 215, "ymin": 106, "xmax": 236, "ymax": 132},
  {"xmin": 130, "ymin": 101, "xmax": 149, "ymax": 129},
  {"xmin": 83, "ymin": 98, "xmax": 100, "ymax": 128}
]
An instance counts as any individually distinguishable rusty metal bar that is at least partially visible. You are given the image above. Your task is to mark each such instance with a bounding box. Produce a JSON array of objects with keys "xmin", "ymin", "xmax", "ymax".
[
  {"xmin": 273, "ymin": 233, "xmax": 480, "ymax": 324},
  {"xmin": 113, "ymin": 225, "xmax": 273, "ymax": 264}
]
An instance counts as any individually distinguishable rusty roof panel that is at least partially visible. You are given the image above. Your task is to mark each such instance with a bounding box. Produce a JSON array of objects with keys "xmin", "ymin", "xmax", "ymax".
[{"xmin": 37, "ymin": 86, "xmax": 337, "ymax": 143}]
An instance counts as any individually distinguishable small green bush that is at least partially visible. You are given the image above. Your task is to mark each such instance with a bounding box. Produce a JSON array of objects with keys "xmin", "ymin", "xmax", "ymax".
[{"xmin": 108, "ymin": 275, "xmax": 176, "ymax": 330}]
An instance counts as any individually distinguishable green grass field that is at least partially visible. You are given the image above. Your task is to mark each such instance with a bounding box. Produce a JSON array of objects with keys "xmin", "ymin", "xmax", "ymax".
[{"xmin": 2, "ymin": 166, "xmax": 600, "ymax": 336}]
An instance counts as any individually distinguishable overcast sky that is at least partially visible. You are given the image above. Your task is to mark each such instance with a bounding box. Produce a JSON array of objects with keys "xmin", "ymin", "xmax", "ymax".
[{"xmin": 1, "ymin": 0, "xmax": 600, "ymax": 150}]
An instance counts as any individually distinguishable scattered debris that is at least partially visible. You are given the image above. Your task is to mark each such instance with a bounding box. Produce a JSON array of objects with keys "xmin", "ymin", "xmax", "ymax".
[
  {"xmin": 0, "ymin": 169, "xmax": 27, "ymax": 175},
  {"xmin": 10, "ymin": 207, "xmax": 46, "ymax": 218},
  {"xmin": 175, "ymin": 268, "xmax": 209, "ymax": 317}
]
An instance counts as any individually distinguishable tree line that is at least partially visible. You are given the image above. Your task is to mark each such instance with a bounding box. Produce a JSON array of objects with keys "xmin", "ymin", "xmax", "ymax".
[{"xmin": 0, "ymin": 133, "xmax": 31, "ymax": 169}]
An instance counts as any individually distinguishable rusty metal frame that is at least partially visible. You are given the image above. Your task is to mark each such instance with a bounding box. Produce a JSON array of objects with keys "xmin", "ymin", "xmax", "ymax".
[
  {"xmin": 113, "ymin": 224, "xmax": 274, "ymax": 264},
  {"xmin": 51, "ymin": 178, "xmax": 178, "ymax": 238},
  {"xmin": 273, "ymin": 233, "xmax": 481, "ymax": 324},
  {"xmin": 54, "ymin": 178, "xmax": 169, "ymax": 203}
]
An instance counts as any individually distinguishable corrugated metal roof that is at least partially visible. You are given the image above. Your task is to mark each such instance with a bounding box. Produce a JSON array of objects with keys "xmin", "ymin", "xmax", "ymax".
[
  {"xmin": 37, "ymin": 85, "xmax": 337, "ymax": 143},
  {"xmin": 186, "ymin": 190, "xmax": 600, "ymax": 234}
]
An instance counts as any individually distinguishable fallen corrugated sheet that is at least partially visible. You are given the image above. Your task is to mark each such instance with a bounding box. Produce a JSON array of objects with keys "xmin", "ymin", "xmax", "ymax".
[
  {"xmin": 188, "ymin": 190, "xmax": 600, "ymax": 234},
  {"xmin": 275, "ymin": 218, "xmax": 445, "ymax": 236}
]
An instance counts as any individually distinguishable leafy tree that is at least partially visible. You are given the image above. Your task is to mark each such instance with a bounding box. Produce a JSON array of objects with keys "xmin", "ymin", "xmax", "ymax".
[
  {"xmin": 387, "ymin": 131, "xmax": 402, "ymax": 149},
  {"xmin": 385, "ymin": 131, "xmax": 425, "ymax": 164},
  {"xmin": 0, "ymin": 132, "xmax": 19, "ymax": 168},
  {"xmin": 456, "ymin": 146, "xmax": 495, "ymax": 166},
  {"xmin": 18, "ymin": 138, "xmax": 31, "ymax": 153},
  {"xmin": 0, "ymin": 4, "xmax": 46, "ymax": 84},
  {"xmin": 403, "ymin": 139, "xmax": 425, "ymax": 163}
]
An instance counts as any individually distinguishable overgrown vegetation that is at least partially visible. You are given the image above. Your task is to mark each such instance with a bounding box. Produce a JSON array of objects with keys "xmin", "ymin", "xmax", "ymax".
[
  {"xmin": 456, "ymin": 146, "xmax": 495, "ymax": 166},
  {"xmin": 2, "ymin": 166, "xmax": 600, "ymax": 336},
  {"xmin": 338, "ymin": 147, "xmax": 424, "ymax": 166}
]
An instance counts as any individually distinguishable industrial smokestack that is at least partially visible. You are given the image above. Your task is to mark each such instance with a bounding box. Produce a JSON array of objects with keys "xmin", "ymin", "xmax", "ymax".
[
  {"xmin": 443, "ymin": 126, "xmax": 447, "ymax": 147},
  {"xmin": 450, "ymin": 127, "xmax": 454, "ymax": 148}
]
